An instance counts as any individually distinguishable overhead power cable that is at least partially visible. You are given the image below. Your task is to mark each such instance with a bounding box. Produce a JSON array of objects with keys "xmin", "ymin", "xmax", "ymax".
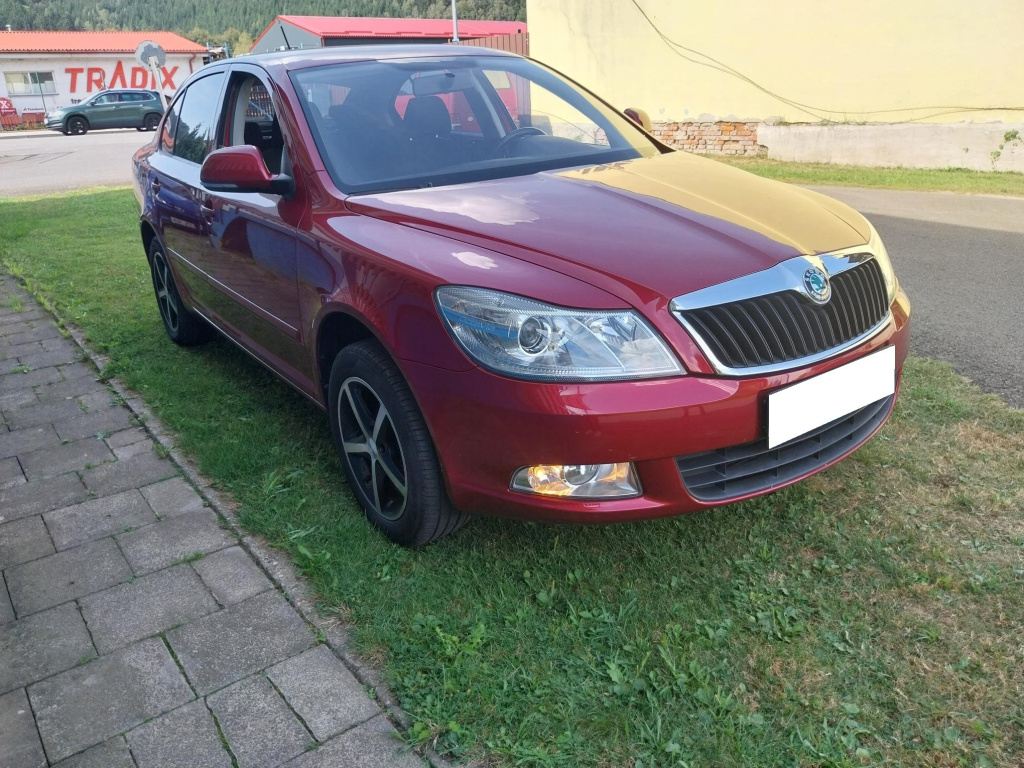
[{"xmin": 628, "ymin": 0, "xmax": 1024, "ymax": 122}]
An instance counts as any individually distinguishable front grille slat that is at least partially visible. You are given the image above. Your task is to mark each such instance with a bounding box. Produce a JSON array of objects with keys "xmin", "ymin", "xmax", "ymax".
[
  {"xmin": 678, "ymin": 258, "xmax": 889, "ymax": 372},
  {"xmin": 678, "ymin": 395, "xmax": 894, "ymax": 501}
]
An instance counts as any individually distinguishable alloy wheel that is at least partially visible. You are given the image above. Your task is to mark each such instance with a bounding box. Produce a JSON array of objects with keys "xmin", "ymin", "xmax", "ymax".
[
  {"xmin": 337, "ymin": 377, "xmax": 408, "ymax": 521},
  {"xmin": 152, "ymin": 250, "xmax": 179, "ymax": 334},
  {"xmin": 68, "ymin": 118, "xmax": 86, "ymax": 135}
]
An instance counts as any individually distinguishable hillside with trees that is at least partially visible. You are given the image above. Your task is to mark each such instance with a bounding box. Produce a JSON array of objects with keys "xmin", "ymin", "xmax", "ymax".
[{"xmin": 0, "ymin": 0, "xmax": 525, "ymax": 51}]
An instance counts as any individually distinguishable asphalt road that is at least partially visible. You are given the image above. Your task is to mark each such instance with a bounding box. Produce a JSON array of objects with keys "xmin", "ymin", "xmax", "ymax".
[
  {"xmin": 0, "ymin": 128, "xmax": 151, "ymax": 198},
  {"xmin": 0, "ymin": 130, "xmax": 1020, "ymax": 406},
  {"xmin": 812, "ymin": 186, "xmax": 1024, "ymax": 408}
]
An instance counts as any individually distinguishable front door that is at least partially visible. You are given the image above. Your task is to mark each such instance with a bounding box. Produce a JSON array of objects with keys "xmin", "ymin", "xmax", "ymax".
[
  {"xmin": 87, "ymin": 92, "xmax": 122, "ymax": 128},
  {"xmin": 198, "ymin": 68, "xmax": 309, "ymax": 386}
]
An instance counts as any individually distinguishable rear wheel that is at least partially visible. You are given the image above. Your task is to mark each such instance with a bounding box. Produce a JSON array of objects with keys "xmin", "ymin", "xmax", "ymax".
[
  {"xmin": 148, "ymin": 239, "xmax": 211, "ymax": 346},
  {"xmin": 66, "ymin": 116, "xmax": 88, "ymax": 135},
  {"xmin": 143, "ymin": 113, "xmax": 160, "ymax": 131},
  {"xmin": 328, "ymin": 340, "xmax": 469, "ymax": 547}
]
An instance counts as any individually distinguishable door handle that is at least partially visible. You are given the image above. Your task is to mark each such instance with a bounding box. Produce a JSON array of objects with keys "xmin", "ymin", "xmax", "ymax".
[
  {"xmin": 151, "ymin": 178, "xmax": 162, "ymax": 194},
  {"xmin": 200, "ymin": 203, "xmax": 215, "ymax": 218}
]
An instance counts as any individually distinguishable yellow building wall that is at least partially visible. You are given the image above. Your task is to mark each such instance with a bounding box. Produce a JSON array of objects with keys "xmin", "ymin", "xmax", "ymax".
[{"xmin": 526, "ymin": 0, "xmax": 1024, "ymax": 124}]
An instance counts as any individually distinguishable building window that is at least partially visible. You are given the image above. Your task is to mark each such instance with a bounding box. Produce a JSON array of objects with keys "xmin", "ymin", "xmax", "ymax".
[{"xmin": 4, "ymin": 71, "xmax": 57, "ymax": 95}]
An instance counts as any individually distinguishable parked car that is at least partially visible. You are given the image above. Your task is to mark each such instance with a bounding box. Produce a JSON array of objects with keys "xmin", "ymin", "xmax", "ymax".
[
  {"xmin": 46, "ymin": 89, "xmax": 164, "ymax": 135},
  {"xmin": 132, "ymin": 47, "xmax": 910, "ymax": 546}
]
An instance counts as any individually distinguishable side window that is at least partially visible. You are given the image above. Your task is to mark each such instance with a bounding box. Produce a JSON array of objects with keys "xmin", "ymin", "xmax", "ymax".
[
  {"xmin": 94, "ymin": 93, "xmax": 119, "ymax": 105},
  {"xmin": 172, "ymin": 73, "xmax": 225, "ymax": 164},
  {"xmin": 160, "ymin": 96, "xmax": 182, "ymax": 153},
  {"xmin": 223, "ymin": 75, "xmax": 286, "ymax": 175},
  {"xmin": 123, "ymin": 93, "xmax": 144, "ymax": 102}
]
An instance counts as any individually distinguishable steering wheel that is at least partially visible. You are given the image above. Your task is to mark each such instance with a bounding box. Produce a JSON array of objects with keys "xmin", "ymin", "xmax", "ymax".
[{"xmin": 494, "ymin": 126, "xmax": 546, "ymax": 157}]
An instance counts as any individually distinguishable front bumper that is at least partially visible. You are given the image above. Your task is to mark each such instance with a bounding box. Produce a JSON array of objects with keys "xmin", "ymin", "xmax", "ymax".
[
  {"xmin": 404, "ymin": 288, "xmax": 910, "ymax": 523},
  {"xmin": 44, "ymin": 117, "xmax": 65, "ymax": 131}
]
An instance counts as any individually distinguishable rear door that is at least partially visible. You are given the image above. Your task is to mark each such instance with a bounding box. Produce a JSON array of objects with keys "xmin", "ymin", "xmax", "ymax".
[
  {"xmin": 118, "ymin": 92, "xmax": 148, "ymax": 126},
  {"xmin": 148, "ymin": 71, "xmax": 227, "ymax": 309}
]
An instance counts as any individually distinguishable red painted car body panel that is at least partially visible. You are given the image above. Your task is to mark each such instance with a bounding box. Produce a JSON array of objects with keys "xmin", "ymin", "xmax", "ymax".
[{"xmin": 132, "ymin": 47, "xmax": 910, "ymax": 525}]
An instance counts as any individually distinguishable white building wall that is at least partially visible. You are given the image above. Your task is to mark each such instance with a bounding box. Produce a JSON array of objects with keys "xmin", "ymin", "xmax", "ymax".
[{"xmin": 0, "ymin": 52, "xmax": 202, "ymax": 115}]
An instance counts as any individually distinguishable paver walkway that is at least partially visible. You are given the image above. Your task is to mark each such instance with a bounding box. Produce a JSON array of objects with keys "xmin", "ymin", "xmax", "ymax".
[{"xmin": 0, "ymin": 273, "xmax": 423, "ymax": 767}]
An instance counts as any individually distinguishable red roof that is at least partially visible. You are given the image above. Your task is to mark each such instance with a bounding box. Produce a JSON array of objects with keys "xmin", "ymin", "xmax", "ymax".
[
  {"xmin": 265, "ymin": 15, "xmax": 525, "ymax": 42},
  {"xmin": 0, "ymin": 31, "xmax": 207, "ymax": 55}
]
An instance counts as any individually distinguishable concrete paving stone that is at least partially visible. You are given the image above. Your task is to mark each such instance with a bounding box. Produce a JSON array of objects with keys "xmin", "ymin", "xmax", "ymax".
[
  {"xmin": 56, "ymin": 362, "xmax": 96, "ymax": 381},
  {"xmin": 17, "ymin": 347, "xmax": 82, "ymax": 370},
  {"xmin": 282, "ymin": 715, "xmax": 424, "ymax": 768},
  {"xmin": 18, "ymin": 436, "xmax": 114, "ymax": 480},
  {"xmin": 0, "ymin": 573, "xmax": 13, "ymax": 625},
  {"xmin": 80, "ymin": 564, "xmax": 219, "ymax": 654},
  {"xmin": 80, "ymin": 449, "xmax": 175, "ymax": 497},
  {"xmin": 0, "ymin": 424, "xmax": 58, "ymax": 460},
  {"xmin": 52, "ymin": 736, "xmax": 135, "ymax": 768},
  {"xmin": 0, "ymin": 311, "xmax": 48, "ymax": 330},
  {"xmin": 5, "ymin": 398, "xmax": 85, "ymax": 431},
  {"xmin": 0, "ymin": 688, "xmax": 47, "ymax": 768},
  {"xmin": 0, "ymin": 340, "xmax": 44, "ymax": 362},
  {"xmin": 167, "ymin": 590, "xmax": 313, "ymax": 695},
  {"xmin": 117, "ymin": 509, "xmax": 235, "ymax": 575},
  {"xmin": 76, "ymin": 390, "xmax": 114, "ymax": 413},
  {"xmin": 29, "ymin": 637, "xmax": 194, "ymax": 763},
  {"xmin": 0, "ymin": 386, "xmax": 38, "ymax": 410},
  {"xmin": 43, "ymin": 489, "xmax": 157, "ymax": 551},
  {"xmin": 105, "ymin": 426, "xmax": 147, "ymax": 449},
  {"xmin": 0, "ymin": 473, "xmax": 89, "ymax": 524},
  {"xmin": 53, "ymin": 406, "xmax": 133, "ymax": 442},
  {"xmin": 0, "ymin": 366, "xmax": 61, "ymax": 392},
  {"xmin": 0, "ymin": 515, "xmax": 54, "ymax": 569},
  {"xmin": 141, "ymin": 476, "xmax": 207, "ymax": 518},
  {"xmin": 114, "ymin": 440, "xmax": 152, "ymax": 460},
  {"xmin": 193, "ymin": 546, "xmax": 273, "ymax": 607},
  {"xmin": 127, "ymin": 699, "xmax": 233, "ymax": 768},
  {"xmin": 5, "ymin": 537, "xmax": 132, "ymax": 617},
  {"xmin": 0, "ymin": 603, "xmax": 95, "ymax": 694},
  {"xmin": 0, "ymin": 454, "xmax": 24, "ymax": 489},
  {"xmin": 4, "ymin": 323, "xmax": 62, "ymax": 346},
  {"xmin": 207, "ymin": 674, "xmax": 311, "ymax": 768},
  {"xmin": 268, "ymin": 645, "xmax": 380, "ymax": 741},
  {"xmin": 33, "ymin": 375, "xmax": 106, "ymax": 403}
]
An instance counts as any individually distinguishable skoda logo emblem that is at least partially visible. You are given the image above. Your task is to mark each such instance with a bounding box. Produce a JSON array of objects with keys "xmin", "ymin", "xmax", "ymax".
[{"xmin": 803, "ymin": 266, "xmax": 831, "ymax": 304}]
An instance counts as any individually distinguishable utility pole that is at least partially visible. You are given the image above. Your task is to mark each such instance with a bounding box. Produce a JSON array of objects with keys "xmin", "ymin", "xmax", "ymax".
[{"xmin": 451, "ymin": 0, "xmax": 460, "ymax": 42}]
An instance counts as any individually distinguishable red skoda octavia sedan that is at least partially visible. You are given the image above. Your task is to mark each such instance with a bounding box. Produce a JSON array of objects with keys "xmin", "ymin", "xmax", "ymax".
[{"xmin": 132, "ymin": 47, "xmax": 910, "ymax": 546}]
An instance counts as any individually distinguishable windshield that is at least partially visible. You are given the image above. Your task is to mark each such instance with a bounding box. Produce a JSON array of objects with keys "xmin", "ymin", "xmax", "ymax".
[{"xmin": 290, "ymin": 55, "xmax": 661, "ymax": 195}]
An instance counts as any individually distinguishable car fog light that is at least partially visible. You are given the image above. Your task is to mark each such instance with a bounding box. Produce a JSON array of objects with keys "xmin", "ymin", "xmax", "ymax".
[{"xmin": 510, "ymin": 463, "xmax": 640, "ymax": 498}]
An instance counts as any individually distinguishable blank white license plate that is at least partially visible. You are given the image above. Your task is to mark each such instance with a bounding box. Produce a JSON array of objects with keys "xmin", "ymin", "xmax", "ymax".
[{"xmin": 768, "ymin": 346, "xmax": 896, "ymax": 449}]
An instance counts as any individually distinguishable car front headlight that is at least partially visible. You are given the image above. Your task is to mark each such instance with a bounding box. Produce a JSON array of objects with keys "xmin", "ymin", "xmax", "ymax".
[
  {"xmin": 435, "ymin": 286, "xmax": 683, "ymax": 382},
  {"xmin": 867, "ymin": 222, "xmax": 897, "ymax": 302}
]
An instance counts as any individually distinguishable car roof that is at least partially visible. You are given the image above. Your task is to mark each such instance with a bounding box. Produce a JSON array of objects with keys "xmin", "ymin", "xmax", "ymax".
[{"xmin": 228, "ymin": 43, "xmax": 520, "ymax": 71}]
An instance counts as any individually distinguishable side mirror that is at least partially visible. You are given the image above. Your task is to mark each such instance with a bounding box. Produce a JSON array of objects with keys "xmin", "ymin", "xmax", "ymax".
[
  {"xmin": 200, "ymin": 145, "xmax": 294, "ymax": 197},
  {"xmin": 624, "ymin": 107, "xmax": 653, "ymax": 133}
]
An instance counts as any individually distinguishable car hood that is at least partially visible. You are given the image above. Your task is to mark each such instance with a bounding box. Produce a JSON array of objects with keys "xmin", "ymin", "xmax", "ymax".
[{"xmin": 345, "ymin": 151, "xmax": 871, "ymax": 306}]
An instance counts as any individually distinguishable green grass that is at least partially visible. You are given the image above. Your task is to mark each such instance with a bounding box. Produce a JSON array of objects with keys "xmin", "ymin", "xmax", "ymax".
[
  {"xmin": 2, "ymin": 189, "xmax": 1023, "ymax": 767},
  {"xmin": 714, "ymin": 157, "xmax": 1024, "ymax": 197}
]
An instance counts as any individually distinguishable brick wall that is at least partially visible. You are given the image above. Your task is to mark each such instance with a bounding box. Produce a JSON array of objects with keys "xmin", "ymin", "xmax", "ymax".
[{"xmin": 651, "ymin": 121, "xmax": 763, "ymax": 155}]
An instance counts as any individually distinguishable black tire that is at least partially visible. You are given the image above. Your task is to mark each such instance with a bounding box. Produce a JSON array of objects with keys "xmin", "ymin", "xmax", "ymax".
[
  {"xmin": 148, "ymin": 239, "xmax": 211, "ymax": 346},
  {"xmin": 136, "ymin": 127, "xmax": 146, "ymax": 132},
  {"xmin": 143, "ymin": 113, "xmax": 160, "ymax": 131},
  {"xmin": 328, "ymin": 340, "xmax": 469, "ymax": 547},
  {"xmin": 66, "ymin": 116, "xmax": 88, "ymax": 135}
]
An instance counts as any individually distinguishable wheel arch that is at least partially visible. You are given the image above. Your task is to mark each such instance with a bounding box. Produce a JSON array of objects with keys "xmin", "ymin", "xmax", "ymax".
[
  {"xmin": 66, "ymin": 113, "xmax": 89, "ymax": 129},
  {"xmin": 140, "ymin": 219, "xmax": 159, "ymax": 263},
  {"xmin": 314, "ymin": 309, "xmax": 377, "ymax": 401}
]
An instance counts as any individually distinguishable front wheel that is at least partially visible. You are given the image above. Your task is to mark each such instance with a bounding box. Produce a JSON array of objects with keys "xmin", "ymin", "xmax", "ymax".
[
  {"xmin": 148, "ymin": 239, "xmax": 211, "ymax": 346},
  {"xmin": 328, "ymin": 340, "xmax": 468, "ymax": 547},
  {"xmin": 66, "ymin": 116, "xmax": 88, "ymax": 135}
]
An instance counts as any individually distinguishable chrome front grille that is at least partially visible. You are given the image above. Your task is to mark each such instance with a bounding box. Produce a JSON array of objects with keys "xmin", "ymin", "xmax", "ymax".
[{"xmin": 670, "ymin": 250, "xmax": 892, "ymax": 376}]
